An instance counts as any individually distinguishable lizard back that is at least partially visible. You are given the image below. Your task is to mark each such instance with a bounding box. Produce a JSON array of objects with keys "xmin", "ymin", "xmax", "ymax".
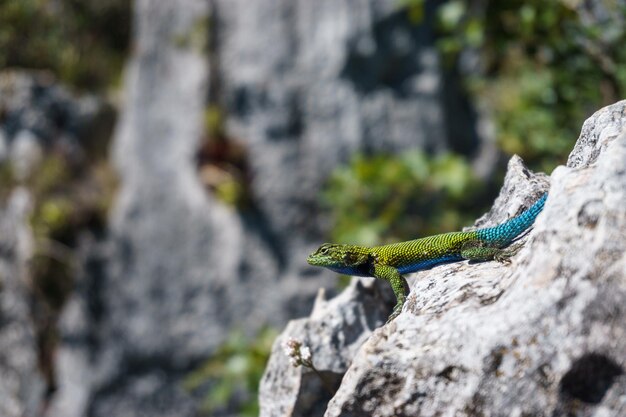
[
  {"xmin": 373, "ymin": 231, "xmax": 477, "ymax": 274},
  {"xmin": 371, "ymin": 193, "xmax": 547, "ymax": 274}
]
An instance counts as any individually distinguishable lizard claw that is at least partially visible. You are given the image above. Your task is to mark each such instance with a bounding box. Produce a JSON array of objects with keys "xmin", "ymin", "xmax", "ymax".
[
  {"xmin": 494, "ymin": 242, "xmax": 524, "ymax": 264},
  {"xmin": 386, "ymin": 305, "xmax": 402, "ymax": 324},
  {"xmin": 496, "ymin": 256, "xmax": 512, "ymax": 265},
  {"xmin": 385, "ymin": 313, "xmax": 398, "ymax": 324}
]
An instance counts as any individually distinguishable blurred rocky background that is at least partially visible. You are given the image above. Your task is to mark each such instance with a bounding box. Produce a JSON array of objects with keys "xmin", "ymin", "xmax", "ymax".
[{"xmin": 0, "ymin": 0, "xmax": 624, "ymax": 416}]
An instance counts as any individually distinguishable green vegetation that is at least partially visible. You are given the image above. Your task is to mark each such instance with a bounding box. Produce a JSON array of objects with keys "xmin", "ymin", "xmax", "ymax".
[
  {"xmin": 323, "ymin": 150, "xmax": 485, "ymax": 246},
  {"xmin": 185, "ymin": 327, "xmax": 278, "ymax": 417},
  {"xmin": 0, "ymin": 0, "xmax": 131, "ymax": 90},
  {"xmin": 432, "ymin": 0, "xmax": 626, "ymax": 171},
  {"xmin": 324, "ymin": 0, "xmax": 625, "ymax": 259},
  {"xmin": 196, "ymin": 105, "xmax": 251, "ymax": 208}
]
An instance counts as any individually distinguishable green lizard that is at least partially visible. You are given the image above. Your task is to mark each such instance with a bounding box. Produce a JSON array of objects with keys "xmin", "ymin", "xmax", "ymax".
[{"xmin": 307, "ymin": 193, "xmax": 547, "ymax": 322}]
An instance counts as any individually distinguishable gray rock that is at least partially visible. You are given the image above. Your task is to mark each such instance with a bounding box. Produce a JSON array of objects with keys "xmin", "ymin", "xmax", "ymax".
[
  {"xmin": 260, "ymin": 101, "xmax": 626, "ymax": 417},
  {"xmin": 0, "ymin": 190, "xmax": 44, "ymax": 417},
  {"xmin": 0, "ymin": 129, "xmax": 8, "ymax": 162},
  {"xmin": 50, "ymin": 0, "xmax": 215, "ymax": 414},
  {"xmin": 10, "ymin": 129, "xmax": 43, "ymax": 180},
  {"xmin": 0, "ymin": 70, "xmax": 111, "ymax": 165},
  {"xmin": 0, "ymin": 70, "xmax": 115, "ymax": 417},
  {"xmin": 215, "ymin": 0, "xmax": 490, "ymax": 240},
  {"xmin": 50, "ymin": 0, "xmax": 491, "ymax": 415},
  {"xmin": 260, "ymin": 279, "xmax": 395, "ymax": 417}
]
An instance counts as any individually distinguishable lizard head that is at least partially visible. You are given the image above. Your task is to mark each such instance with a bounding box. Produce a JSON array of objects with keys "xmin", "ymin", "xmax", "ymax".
[{"xmin": 307, "ymin": 243, "xmax": 370, "ymax": 274}]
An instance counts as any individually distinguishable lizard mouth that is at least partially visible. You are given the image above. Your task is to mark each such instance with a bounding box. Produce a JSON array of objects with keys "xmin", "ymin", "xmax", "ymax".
[{"xmin": 307, "ymin": 254, "xmax": 330, "ymax": 266}]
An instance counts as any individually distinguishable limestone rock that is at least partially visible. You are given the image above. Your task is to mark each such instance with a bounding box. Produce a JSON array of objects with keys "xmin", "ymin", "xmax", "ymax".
[
  {"xmin": 215, "ymin": 0, "xmax": 490, "ymax": 240},
  {"xmin": 50, "ymin": 0, "xmax": 489, "ymax": 415},
  {"xmin": 0, "ymin": 70, "xmax": 113, "ymax": 168},
  {"xmin": 259, "ymin": 279, "xmax": 395, "ymax": 417},
  {"xmin": 50, "ymin": 0, "xmax": 214, "ymax": 415},
  {"xmin": 10, "ymin": 130, "xmax": 43, "ymax": 180},
  {"xmin": 0, "ymin": 190, "xmax": 44, "ymax": 417},
  {"xmin": 260, "ymin": 101, "xmax": 626, "ymax": 417}
]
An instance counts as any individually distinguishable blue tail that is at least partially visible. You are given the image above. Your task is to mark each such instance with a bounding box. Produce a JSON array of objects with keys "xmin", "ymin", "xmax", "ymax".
[{"xmin": 476, "ymin": 193, "xmax": 547, "ymax": 246}]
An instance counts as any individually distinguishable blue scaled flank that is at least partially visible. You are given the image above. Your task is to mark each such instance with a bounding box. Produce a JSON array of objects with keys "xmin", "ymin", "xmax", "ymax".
[
  {"xmin": 328, "ymin": 265, "xmax": 366, "ymax": 276},
  {"xmin": 396, "ymin": 255, "xmax": 462, "ymax": 274},
  {"xmin": 476, "ymin": 193, "xmax": 547, "ymax": 246}
]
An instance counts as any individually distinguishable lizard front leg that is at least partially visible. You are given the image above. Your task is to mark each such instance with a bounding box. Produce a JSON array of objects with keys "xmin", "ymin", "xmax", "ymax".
[{"xmin": 372, "ymin": 263, "xmax": 408, "ymax": 323}]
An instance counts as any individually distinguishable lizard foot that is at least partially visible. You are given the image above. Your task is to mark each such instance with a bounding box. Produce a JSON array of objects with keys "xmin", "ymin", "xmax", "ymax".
[
  {"xmin": 386, "ymin": 304, "xmax": 403, "ymax": 324},
  {"xmin": 494, "ymin": 242, "xmax": 524, "ymax": 263}
]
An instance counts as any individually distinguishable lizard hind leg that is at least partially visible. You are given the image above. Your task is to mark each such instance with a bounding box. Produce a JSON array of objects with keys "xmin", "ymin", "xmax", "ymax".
[{"xmin": 460, "ymin": 240, "xmax": 523, "ymax": 264}]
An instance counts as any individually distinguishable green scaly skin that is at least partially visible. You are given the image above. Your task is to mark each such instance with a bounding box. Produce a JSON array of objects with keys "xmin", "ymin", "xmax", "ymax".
[{"xmin": 307, "ymin": 193, "xmax": 547, "ymax": 323}]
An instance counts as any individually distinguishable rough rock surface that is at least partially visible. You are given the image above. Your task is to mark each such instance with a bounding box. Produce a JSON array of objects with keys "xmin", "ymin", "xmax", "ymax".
[
  {"xmin": 49, "ymin": 1, "xmax": 215, "ymax": 416},
  {"xmin": 0, "ymin": 190, "xmax": 44, "ymax": 417},
  {"xmin": 260, "ymin": 279, "xmax": 395, "ymax": 417},
  {"xmin": 50, "ymin": 1, "xmax": 485, "ymax": 416},
  {"xmin": 0, "ymin": 71, "xmax": 113, "ymax": 176},
  {"xmin": 260, "ymin": 101, "xmax": 626, "ymax": 417},
  {"xmin": 215, "ymin": 0, "xmax": 489, "ymax": 240},
  {"xmin": 0, "ymin": 70, "xmax": 113, "ymax": 417}
]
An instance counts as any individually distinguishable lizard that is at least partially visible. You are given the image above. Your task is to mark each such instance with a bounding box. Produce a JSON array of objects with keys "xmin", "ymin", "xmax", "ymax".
[{"xmin": 307, "ymin": 193, "xmax": 547, "ymax": 323}]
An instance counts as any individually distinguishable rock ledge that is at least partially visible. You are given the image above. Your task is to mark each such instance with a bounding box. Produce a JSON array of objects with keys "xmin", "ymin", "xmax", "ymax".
[{"xmin": 260, "ymin": 101, "xmax": 626, "ymax": 417}]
